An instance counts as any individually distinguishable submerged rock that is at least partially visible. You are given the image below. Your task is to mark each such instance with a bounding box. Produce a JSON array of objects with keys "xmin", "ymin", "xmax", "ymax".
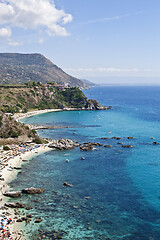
[
  {"xmin": 3, "ymin": 191, "xmax": 22, "ymax": 198},
  {"xmin": 22, "ymin": 187, "xmax": 44, "ymax": 194},
  {"xmin": 111, "ymin": 137, "xmax": 121, "ymax": 140},
  {"xmin": 122, "ymin": 145, "xmax": 133, "ymax": 148},
  {"xmin": 63, "ymin": 182, "xmax": 73, "ymax": 187},
  {"xmin": 5, "ymin": 202, "xmax": 25, "ymax": 208}
]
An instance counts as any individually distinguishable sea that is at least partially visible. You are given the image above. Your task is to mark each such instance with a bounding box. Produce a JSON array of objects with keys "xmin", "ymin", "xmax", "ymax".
[{"xmin": 9, "ymin": 86, "xmax": 160, "ymax": 239}]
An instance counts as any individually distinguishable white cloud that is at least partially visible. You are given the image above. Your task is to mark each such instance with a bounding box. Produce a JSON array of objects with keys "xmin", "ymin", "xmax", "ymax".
[
  {"xmin": 38, "ymin": 38, "xmax": 44, "ymax": 44},
  {"xmin": 64, "ymin": 67, "xmax": 150, "ymax": 73},
  {"xmin": 0, "ymin": 0, "xmax": 73, "ymax": 38},
  {"xmin": 84, "ymin": 12, "xmax": 142, "ymax": 24},
  {"xmin": 8, "ymin": 40, "xmax": 23, "ymax": 46},
  {"xmin": 0, "ymin": 27, "xmax": 12, "ymax": 37}
]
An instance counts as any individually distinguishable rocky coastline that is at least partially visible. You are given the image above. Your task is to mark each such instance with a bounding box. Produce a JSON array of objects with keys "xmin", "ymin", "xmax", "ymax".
[{"xmin": 0, "ymin": 102, "xmax": 113, "ymax": 239}]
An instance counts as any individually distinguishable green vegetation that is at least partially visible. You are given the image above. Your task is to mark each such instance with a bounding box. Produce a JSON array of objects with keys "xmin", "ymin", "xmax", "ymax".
[
  {"xmin": 55, "ymin": 87, "xmax": 87, "ymax": 108},
  {"xmin": 0, "ymin": 111, "xmax": 38, "ymax": 139},
  {"xmin": 33, "ymin": 137, "xmax": 42, "ymax": 144},
  {"xmin": 0, "ymin": 115, "xmax": 2, "ymax": 126},
  {"xmin": 3, "ymin": 146, "xmax": 10, "ymax": 150},
  {"xmin": 30, "ymin": 90, "xmax": 35, "ymax": 97},
  {"xmin": 0, "ymin": 83, "xmax": 91, "ymax": 114}
]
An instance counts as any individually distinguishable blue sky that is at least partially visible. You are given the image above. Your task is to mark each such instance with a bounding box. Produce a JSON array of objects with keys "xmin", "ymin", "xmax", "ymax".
[{"xmin": 0, "ymin": 0, "xmax": 159, "ymax": 84}]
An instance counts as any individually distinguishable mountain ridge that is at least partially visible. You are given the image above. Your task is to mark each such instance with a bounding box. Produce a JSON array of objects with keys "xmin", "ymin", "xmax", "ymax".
[{"xmin": 0, "ymin": 53, "xmax": 88, "ymax": 89}]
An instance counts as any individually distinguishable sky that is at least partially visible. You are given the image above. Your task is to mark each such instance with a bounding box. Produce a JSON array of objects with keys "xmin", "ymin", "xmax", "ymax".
[{"xmin": 0, "ymin": 0, "xmax": 160, "ymax": 85}]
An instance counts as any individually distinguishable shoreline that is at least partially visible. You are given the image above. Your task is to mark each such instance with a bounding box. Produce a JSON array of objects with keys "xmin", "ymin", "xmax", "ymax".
[
  {"xmin": 14, "ymin": 105, "xmax": 110, "ymax": 121},
  {"xmin": 0, "ymin": 143, "xmax": 53, "ymax": 239},
  {"xmin": 14, "ymin": 108, "xmax": 81, "ymax": 121},
  {"xmin": 2, "ymin": 106, "xmax": 110, "ymax": 239}
]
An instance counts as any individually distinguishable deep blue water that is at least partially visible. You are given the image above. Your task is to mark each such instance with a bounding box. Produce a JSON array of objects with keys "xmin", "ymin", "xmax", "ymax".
[{"xmin": 10, "ymin": 86, "xmax": 160, "ymax": 239}]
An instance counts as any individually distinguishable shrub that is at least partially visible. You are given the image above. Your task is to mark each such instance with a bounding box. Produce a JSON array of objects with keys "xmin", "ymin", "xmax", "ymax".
[
  {"xmin": 0, "ymin": 115, "xmax": 2, "ymax": 126},
  {"xmin": 31, "ymin": 129, "xmax": 36, "ymax": 134},
  {"xmin": 33, "ymin": 138, "xmax": 42, "ymax": 144},
  {"xmin": 3, "ymin": 146, "xmax": 10, "ymax": 151}
]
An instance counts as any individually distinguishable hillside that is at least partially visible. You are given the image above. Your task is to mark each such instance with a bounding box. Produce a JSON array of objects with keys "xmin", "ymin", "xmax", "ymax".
[
  {"xmin": 0, "ymin": 111, "xmax": 40, "ymax": 143},
  {"xmin": 81, "ymin": 79, "xmax": 96, "ymax": 86},
  {"xmin": 0, "ymin": 84, "xmax": 107, "ymax": 114},
  {"xmin": 0, "ymin": 53, "xmax": 88, "ymax": 89},
  {"xmin": 0, "ymin": 84, "xmax": 109, "ymax": 143}
]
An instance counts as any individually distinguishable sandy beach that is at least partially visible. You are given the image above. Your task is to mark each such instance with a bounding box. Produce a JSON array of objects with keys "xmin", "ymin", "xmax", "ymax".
[
  {"xmin": 0, "ymin": 108, "xmax": 80, "ymax": 239},
  {"xmin": 0, "ymin": 143, "xmax": 53, "ymax": 239},
  {"xmin": 14, "ymin": 107, "xmax": 80, "ymax": 121}
]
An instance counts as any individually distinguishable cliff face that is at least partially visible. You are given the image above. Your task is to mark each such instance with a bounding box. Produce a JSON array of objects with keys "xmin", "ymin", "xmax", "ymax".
[{"xmin": 0, "ymin": 53, "xmax": 88, "ymax": 89}]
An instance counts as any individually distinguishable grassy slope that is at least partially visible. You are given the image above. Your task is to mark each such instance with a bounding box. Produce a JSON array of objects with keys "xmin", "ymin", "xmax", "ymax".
[{"xmin": 0, "ymin": 86, "xmax": 89, "ymax": 113}]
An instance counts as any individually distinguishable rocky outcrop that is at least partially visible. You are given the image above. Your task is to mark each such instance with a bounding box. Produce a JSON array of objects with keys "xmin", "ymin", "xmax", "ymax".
[
  {"xmin": 83, "ymin": 99, "xmax": 111, "ymax": 110},
  {"xmin": 22, "ymin": 187, "xmax": 44, "ymax": 194},
  {"xmin": 49, "ymin": 139, "xmax": 80, "ymax": 150},
  {"xmin": 3, "ymin": 191, "xmax": 22, "ymax": 198},
  {"xmin": 80, "ymin": 142, "xmax": 103, "ymax": 151},
  {"xmin": 5, "ymin": 202, "xmax": 25, "ymax": 208}
]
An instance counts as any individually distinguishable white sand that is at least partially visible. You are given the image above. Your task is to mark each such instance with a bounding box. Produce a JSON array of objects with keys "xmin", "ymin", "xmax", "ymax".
[
  {"xmin": 14, "ymin": 107, "xmax": 80, "ymax": 121},
  {"xmin": 0, "ymin": 144, "xmax": 53, "ymax": 239}
]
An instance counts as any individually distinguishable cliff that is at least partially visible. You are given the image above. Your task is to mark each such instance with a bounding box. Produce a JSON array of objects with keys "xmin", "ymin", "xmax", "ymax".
[{"xmin": 0, "ymin": 85, "xmax": 108, "ymax": 113}]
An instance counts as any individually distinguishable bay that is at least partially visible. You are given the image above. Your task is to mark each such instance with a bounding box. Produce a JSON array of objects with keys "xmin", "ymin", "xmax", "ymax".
[{"xmin": 10, "ymin": 86, "xmax": 160, "ymax": 239}]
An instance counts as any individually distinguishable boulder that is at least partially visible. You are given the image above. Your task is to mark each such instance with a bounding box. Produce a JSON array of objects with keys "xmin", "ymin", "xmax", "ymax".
[
  {"xmin": 22, "ymin": 187, "xmax": 45, "ymax": 194},
  {"xmin": 49, "ymin": 139, "xmax": 80, "ymax": 150},
  {"xmin": 80, "ymin": 142, "xmax": 103, "ymax": 151},
  {"xmin": 14, "ymin": 167, "xmax": 22, "ymax": 170},
  {"xmin": 35, "ymin": 218, "xmax": 43, "ymax": 223},
  {"xmin": 26, "ymin": 206, "xmax": 33, "ymax": 210},
  {"xmin": 26, "ymin": 214, "xmax": 33, "ymax": 218},
  {"xmin": 17, "ymin": 218, "xmax": 23, "ymax": 222},
  {"xmin": 5, "ymin": 202, "xmax": 25, "ymax": 208},
  {"xmin": 80, "ymin": 145, "xmax": 93, "ymax": 151},
  {"xmin": 3, "ymin": 191, "xmax": 22, "ymax": 198}
]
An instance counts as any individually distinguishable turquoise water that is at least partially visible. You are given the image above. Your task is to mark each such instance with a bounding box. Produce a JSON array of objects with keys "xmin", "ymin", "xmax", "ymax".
[{"xmin": 10, "ymin": 86, "xmax": 160, "ymax": 239}]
